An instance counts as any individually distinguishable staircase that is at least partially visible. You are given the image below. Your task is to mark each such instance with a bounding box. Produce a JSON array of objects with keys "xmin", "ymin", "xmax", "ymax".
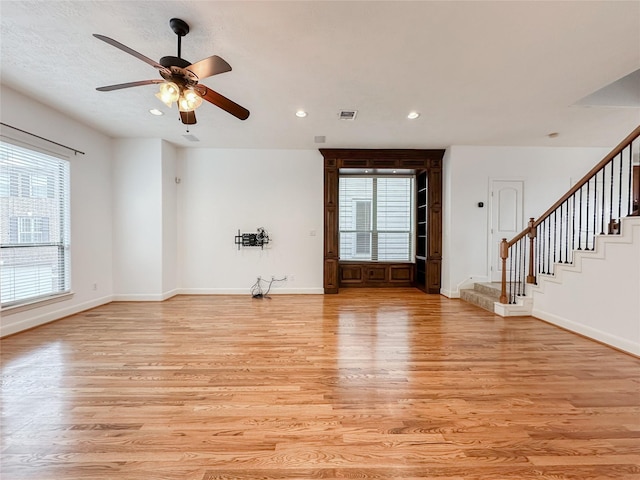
[
  {"xmin": 458, "ymin": 125, "xmax": 639, "ymax": 355},
  {"xmin": 459, "ymin": 282, "xmax": 501, "ymax": 312},
  {"xmin": 461, "ymin": 282, "xmax": 533, "ymax": 315},
  {"xmin": 463, "ymin": 216, "xmax": 639, "ymax": 319}
]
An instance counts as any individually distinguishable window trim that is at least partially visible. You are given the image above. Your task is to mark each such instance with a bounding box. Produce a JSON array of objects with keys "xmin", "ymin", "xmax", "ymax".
[{"xmin": 1, "ymin": 291, "xmax": 74, "ymax": 316}]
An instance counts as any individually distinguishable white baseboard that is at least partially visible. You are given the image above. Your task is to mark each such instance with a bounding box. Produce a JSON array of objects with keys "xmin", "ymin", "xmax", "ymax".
[
  {"xmin": 0, "ymin": 295, "xmax": 113, "ymax": 337},
  {"xmin": 112, "ymin": 293, "xmax": 167, "ymax": 301},
  {"xmin": 442, "ymin": 275, "xmax": 491, "ymax": 299},
  {"xmin": 162, "ymin": 289, "xmax": 180, "ymax": 301},
  {"xmin": 111, "ymin": 289, "xmax": 180, "ymax": 301},
  {"xmin": 532, "ymin": 308, "xmax": 640, "ymax": 357}
]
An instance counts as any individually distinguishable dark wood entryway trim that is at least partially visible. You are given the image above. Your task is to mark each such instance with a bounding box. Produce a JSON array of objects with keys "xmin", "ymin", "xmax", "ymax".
[{"xmin": 320, "ymin": 148, "xmax": 445, "ymax": 294}]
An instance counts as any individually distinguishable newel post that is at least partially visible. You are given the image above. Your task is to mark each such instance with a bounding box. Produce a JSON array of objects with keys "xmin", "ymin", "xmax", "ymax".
[
  {"xmin": 499, "ymin": 238, "xmax": 509, "ymax": 304},
  {"xmin": 526, "ymin": 217, "xmax": 537, "ymax": 284}
]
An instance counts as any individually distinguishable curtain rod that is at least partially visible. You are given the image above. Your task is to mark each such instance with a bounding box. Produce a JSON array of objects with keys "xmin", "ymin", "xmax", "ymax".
[{"xmin": 0, "ymin": 122, "xmax": 85, "ymax": 155}]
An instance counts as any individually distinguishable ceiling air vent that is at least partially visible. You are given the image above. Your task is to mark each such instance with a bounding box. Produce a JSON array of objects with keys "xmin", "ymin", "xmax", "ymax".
[
  {"xmin": 339, "ymin": 110, "xmax": 357, "ymax": 121},
  {"xmin": 182, "ymin": 134, "xmax": 200, "ymax": 142},
  {"xmin": 314, "ymin": 135, "xmax": 326, "ymax": 143}
]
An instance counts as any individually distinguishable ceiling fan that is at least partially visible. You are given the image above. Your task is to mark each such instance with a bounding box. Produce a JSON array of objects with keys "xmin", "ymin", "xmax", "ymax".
[{"xmin": 94, "ymin": 18, "xmax": 249, "ymax": 125}]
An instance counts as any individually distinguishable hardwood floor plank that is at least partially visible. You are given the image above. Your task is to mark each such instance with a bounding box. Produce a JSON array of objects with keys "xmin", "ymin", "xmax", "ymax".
[{"xmin": 2, "ymin": 288, "xmax": 639, "ymax": 479}]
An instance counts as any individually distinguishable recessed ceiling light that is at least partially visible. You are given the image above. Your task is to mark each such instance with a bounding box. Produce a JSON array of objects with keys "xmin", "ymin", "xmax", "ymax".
[
  {"xmin": 149, "ymin": 109, "xmax": 163, "ymax": 116},
  {"xmin": 407, "ymin": 111, "xmax": 420, "ymax": 119},
  {"xmin": 296, "ymin": 110, "xmax": 307, "ymax": 118}
]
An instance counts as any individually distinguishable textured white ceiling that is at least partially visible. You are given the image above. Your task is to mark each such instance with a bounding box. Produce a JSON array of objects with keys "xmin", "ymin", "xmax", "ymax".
[{"xmin": 1, "ymin": 0, "xmax": 639, "ymax": 149}]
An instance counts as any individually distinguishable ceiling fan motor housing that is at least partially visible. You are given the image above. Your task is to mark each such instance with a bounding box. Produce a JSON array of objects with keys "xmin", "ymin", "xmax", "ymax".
[{"xmin": 160, "ymin": 56, "xmax": 191, "ymax": 69}]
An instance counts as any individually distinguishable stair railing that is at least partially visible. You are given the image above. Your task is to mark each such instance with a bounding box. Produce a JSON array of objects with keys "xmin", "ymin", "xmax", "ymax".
[{"xmin": 499, "ymin": 125, "xmax": 640, "ymax": 304}]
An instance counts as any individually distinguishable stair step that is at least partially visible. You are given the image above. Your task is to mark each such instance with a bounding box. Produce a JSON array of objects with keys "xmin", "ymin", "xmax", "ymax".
[
  {"xmin": 473, "ymin": 282, "xmax": 502, "ymax": 298},
  {"xmin": 460, "ymin": 288, "xmax": 498, "ymax": 313}
]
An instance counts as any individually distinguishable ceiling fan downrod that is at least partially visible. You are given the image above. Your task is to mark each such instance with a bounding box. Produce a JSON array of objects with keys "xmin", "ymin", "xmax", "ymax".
[{"xmin": 169, "ymin": 18, "xmax": 189, "ymax": 59}]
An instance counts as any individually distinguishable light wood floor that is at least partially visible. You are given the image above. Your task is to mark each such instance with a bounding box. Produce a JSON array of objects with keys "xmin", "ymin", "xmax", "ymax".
[{"xmin": 1, "ymin": 288, "xmax": 639, "ymax": 480}]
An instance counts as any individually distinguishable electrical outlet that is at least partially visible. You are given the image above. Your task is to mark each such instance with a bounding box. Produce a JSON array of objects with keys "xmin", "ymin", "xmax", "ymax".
[{"xmin": 92, "ymin": 283, "xmax": 97, "ymax": 291}]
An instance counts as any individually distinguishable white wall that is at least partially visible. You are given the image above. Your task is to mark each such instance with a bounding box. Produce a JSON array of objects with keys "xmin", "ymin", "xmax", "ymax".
[
  {"xmin": 162, "ymin": 141, "xmax": 178, "ymax": 297},
  {"xmin": 178, "ymin": 148, "xmax": 324, "ymax": 293},
  {"xmin": 532, "ymin": 217, "xmax": 640, "ymax": 356},
  {"xmin": 112, "ymin": 138, "xmax": 164, "ymax": 300},
  {"xmin": 441, "ymin": 145, "xmax": 610, "ymax": 297},
  {"xmin": 112, "ymin": 138, "xmax": 178, "ymax": 301},
  {"xmin": 0, "ymin": 85, "xmax": 113, "ymax": 336}
]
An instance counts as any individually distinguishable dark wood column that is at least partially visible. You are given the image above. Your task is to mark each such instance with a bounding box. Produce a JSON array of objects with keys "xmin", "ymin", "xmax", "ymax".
[
  {"xmin": 320, "ymin": 149, "xmax": 445, "ymax": 294},
  {"xmin": 426, "ymin": 157, "xmax": 443, "ymax": 293},
  {"xmin": 323, "ymin": 158, "xmax": 339, "ymax": 293}
]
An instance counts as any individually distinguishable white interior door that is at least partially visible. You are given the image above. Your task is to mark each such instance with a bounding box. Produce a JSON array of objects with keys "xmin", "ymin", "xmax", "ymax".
[{"xmin": 490, "ymin": 180, "xmax": 524, "ymax": 281}]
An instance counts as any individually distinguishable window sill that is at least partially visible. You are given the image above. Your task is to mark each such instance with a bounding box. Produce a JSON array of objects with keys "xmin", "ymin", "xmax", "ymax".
[{"xmin": 1, "ymin": 292, "xmax": 74, "ymax": 316}]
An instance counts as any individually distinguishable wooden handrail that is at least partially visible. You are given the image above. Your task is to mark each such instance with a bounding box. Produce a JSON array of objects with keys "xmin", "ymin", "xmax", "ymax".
[{"xmin": 506, "ymin": 226, "xmax": 530, "ymax": 248}]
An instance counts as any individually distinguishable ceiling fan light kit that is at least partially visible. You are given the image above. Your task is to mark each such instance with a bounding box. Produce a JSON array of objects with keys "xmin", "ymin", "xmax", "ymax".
[
  {"xmin": 155, "ymin": 81, "xmax": 180, "ymax": 107},
  {"xmin": 177, "ymin": 89, "xmax": 203, "ymax": 112},
  {"xmin": 94, "ymin": 18, "xmax": 249, "ymax": 125}
]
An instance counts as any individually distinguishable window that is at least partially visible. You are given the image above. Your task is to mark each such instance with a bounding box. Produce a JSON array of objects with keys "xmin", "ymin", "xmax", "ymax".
[
  {"xmin": 0, "ymin": 141, "xmax": 70, "ymax": 307},
  {"xmin": 339, "ymin": 175, "xmax": 415, "ymax": 261},
  {"xmin": 9, "ymin": 216, "xmax": 51, "ymax": 244}
]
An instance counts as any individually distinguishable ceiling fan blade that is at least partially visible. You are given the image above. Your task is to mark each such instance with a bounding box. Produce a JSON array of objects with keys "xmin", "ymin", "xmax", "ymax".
[
  {"xmin": 186, "ymin": 55, "xmax": 232, "ymax": 80},
  {"xmin": 195, "ymin": 85, "xmax": 250, "ymax": 120},
  {"xmin": 96, "ymin": 79, "xmax": 164, "ymax": 91},
  {"xmin": 93, "ymin": 34, "xmax": 167, "ymax": 72},
  {"xmin": 180, "ymin": 110, "xmax": 197, "ymax": 125}
]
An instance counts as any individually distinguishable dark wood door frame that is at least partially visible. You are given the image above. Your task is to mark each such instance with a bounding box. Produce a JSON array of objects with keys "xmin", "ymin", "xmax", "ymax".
[{"xmin": 320, "ymin": 148, "xmax": 445, "ymax": 294}]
